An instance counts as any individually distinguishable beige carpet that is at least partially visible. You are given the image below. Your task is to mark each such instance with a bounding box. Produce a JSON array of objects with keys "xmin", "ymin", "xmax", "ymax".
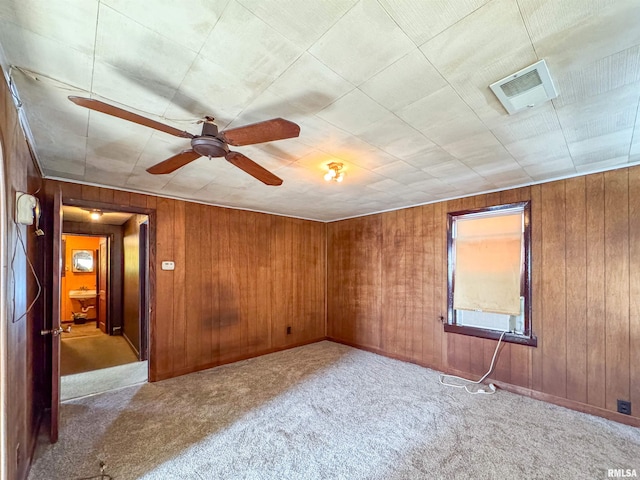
[
  {"xmin": 29, "ymin": 341, "xmax": 639, "ymax": 480},
  {"xmin": 61, "ymin": 334, "xmax": 138, "ymax": 375}
]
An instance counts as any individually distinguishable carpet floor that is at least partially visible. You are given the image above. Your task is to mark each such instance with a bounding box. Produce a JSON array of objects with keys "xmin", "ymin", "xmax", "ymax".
[
  {"xmin": 29, "ymin": 341, "xmax": 639, "ymax": 480},
  {"xmin": 61, "ymin": 334, "xmax": 139, "ymax": 375}
]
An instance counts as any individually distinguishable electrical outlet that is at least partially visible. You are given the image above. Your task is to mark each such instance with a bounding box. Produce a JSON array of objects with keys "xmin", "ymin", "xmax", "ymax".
[
  {"xmin": 617, "ymin": 399, "xmax": 631, "ymax": 415},
  {"xmin": 286, "ymin": 326, "xmax": 291, "ymax": 335}
]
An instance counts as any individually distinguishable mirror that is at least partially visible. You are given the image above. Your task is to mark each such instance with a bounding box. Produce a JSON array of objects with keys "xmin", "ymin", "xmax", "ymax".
[{"xmin": 72, "ymin": 249, "xmax": 94, "ymax": 273}]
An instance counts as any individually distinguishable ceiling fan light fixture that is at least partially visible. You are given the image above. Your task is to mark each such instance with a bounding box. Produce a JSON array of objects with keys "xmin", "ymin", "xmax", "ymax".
[{"xmin": 325, "ymin": 162, "xmax": 344, "ymax": 183}]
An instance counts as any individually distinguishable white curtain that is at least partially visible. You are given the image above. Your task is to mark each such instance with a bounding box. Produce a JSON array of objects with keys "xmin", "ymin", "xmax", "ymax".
[{"xmin": 453, "ymin": 212, "xmax": 523, "ymax": 316}]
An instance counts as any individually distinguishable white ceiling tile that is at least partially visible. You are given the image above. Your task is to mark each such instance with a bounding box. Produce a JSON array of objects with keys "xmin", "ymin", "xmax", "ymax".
[
  {"xmin": 317, "ymin": 89, "xmax": 390, "ymax": 135},
  {"xmin": 378, "ymin": 0, "xmax": 490, "ymax": 45},
  {"xmin": 523, "ymin": 157, "xmax": 576, "ymax": 181},
  {"xmin": 101, "ymin": 0, "xmax": 227, "ymax": 52},
  {"xmin": 309, "ymin": 0, "xmax": 415, "ymax": 85},
  {"xmin": 125, "ymin": 166, "xmax": 172, "ymax": 191},
  {"xmin": 266, "ymin": 53, "xmax": 355, "ymax": 115},
  {"xmin": 367, "ymin": 178, "xmax": 405, "ymax": 193},
  {"xmin": 356, "ymin": 115, "xmax": 436, "ymax": 159},
  {"xmin": 360, "ymin": 49, "xmax": 447, "ymax": 111},
  {"xmin": 552, "ymin": 45, "xmax": 640, "ymax": 108},
  {"xmin": 398, "ymin": 86, "xmax": 487, "ymax": 144},
  {"xmin": 520, "ymin": 0, "xmax": 640, "ymax": 72},
  {"xmin": 420, "ymin": 0, "xmax": 532, "ymax": 78},
  {"xmin": 567, "ymin": 130, "xmax": 634, "ymax": 166},
  {"xmin": 0, "ymin": 21, "xmax": 94, "ymax": 90},
  {"xmin": 163, "ymin": 56, "xmax": 262, "ymax": 126},
  {"xmin": 575, "ymin": 155, "xmax": 629, "ymax": 173},
  {"xmin": 237, "ymin": 0, "xmax": 358, "ymax": 49},
  {"xmin": 201, "ymin": 2, "xmax": 301, "ymax": 90},
  {"xmin": 84, "ymin": 163, "xmax": 131, "ymax": 187},
  {"xmin": 503, "ymin": 132, "xmax": 572, "ymax": 167},
  {"xmin": 0, "ymin": 0, "xmax": 98, "ymax": 55},
  {"xmin": 403, "ymin": 146, "xmax": 458, "ymax": 170},
  {"xmin": 491, "ymin": 106, "xmax": 562, "ymax": 144}
]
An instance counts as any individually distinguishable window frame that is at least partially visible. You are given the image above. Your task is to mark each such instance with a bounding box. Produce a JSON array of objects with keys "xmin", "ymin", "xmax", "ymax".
[{"xmin": 444, "ymin": 201, "xmax": 537, "ymax": 347}]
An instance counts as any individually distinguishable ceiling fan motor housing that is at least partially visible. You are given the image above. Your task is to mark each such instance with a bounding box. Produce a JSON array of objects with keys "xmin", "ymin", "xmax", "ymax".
[{"xmin": 191, "ymin": 136, "xmax": 229, "ymax": 158}]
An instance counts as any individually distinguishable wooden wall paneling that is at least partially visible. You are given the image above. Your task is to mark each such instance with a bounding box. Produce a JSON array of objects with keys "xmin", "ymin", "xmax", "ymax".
[
  {"xmin": 98, "ymin": 187, "xmax": 114, "ymax": 205},
  {"xmin": 604, "ymin": 169, "xmax": 630, "ymax": 412},
  {"xmin": 380, "ymin": 211, "xmax": 401, "ymax": 356},
  {"xmin": 171, "ymin": 201, "xmax": 187, "ymax": 372},
  {"xmin": 153, "ymin": 197, "xmax": 175, "ymax": 376},
  {"xmin": 350, "ymin": 218, "xmax": 364, "ymax": 345},
  {"xmin": 197, "ymin": 204, "xmax": 214, "ymax": 366},
  {"xmin": 129, "ymin": 192, "xmax": 148, "ymax": 209},
  {"xmin": 209, "ymin": 207, "xmax": 222, "ymax": 366},
  {"xmin": 355, "ymin": 215, "xmax": 382, "ymax": 349},
  {"xmin": 564, "ymin": 177, "xmax": 588, "ymax": 403},
  {"xmin": 269, "ymin": 215, "xmax": 285, "ymax": 348},
  {"xmin": 184, "ymin": 202, "xmax": 202, "ymax": 368},
  {"xmin": 628, "ymin": 166, "xmax": 640, "ymax": 414},
  {"xmin": 326, "ymin": 221, "xmax": 342, "ymax": 340},
  {"xmin": 421, "ymin": 204, "xmax": 436, "ymax": 366},
  {"xmin": 254, "ymin": 213, "xmax": 272, "ymax": 351},
  {"xmin": 408, "ymin": 207, "xmax": 424, "ymax": 363},
  {"xmin": 540, "ymin": 181, "xmax": 567, "ymax": 398},
  {"xmin": 499, "ymin": 187, "xmax": 531, "ymax": 388},
  {"xmin": 81, "ymin": 185, "xmax": 101, "ymax": 202},
  {"xmin": 219, "ymin": 208, "xmax": 239, "ymax": 362},
  {"xmin": 436, "ymin": 201, "xmax": 448, "ymax": 369},
  {"xmin": 290, "ymin": 219, "xmax": 303, "ymax": 344},
  {"xmin": 245, "ymin": 211, "xmax": 259, "ymax": 354},
  {"xmin": 112, "ymin": 190, "xmax": 130, "ymax": 206},
  {"xmin": 585, "ymin": 174, "xmax": 606, "ymax": 407},
  {"xmin": 59, "ymin": 182, "xmax": 83, "ymax": 200},
  {"xmin": 146, "ymin": 195, "xmax": 157, "ymax": 210}
]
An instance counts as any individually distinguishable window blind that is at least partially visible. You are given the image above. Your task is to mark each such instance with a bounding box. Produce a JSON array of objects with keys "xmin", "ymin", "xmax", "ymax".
[{"xmin": 453, "ymin": 212, "xmax": 523, "ymax": 316}]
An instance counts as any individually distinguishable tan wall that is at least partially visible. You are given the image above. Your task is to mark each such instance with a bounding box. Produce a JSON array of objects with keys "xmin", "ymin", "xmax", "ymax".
[{"xmin": 327, "ymin": 172, "xmax": 640, "ymax": 425}]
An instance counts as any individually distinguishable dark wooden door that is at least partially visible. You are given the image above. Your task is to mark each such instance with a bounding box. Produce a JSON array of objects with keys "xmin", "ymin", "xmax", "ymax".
[
  {"xmin": 98, "ymin": 238, "xmax": 108, "ymax": 334},
  {"xmin": 50, "ymin": 186, "xmax": 62, "ymax": 442}
]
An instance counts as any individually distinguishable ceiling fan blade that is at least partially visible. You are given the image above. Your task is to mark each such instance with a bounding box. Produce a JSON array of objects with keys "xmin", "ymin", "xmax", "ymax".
[
  {"xmin": 222, "ymin": 118, "xmax": 300, "ymax": 146},
  {"xmin": 146, "ymin": 150, "xmax": 201, "ymax": 174},
  {"xmin": 68, "ymin": 96, "xmax": 194, "ymax": 139},
  {"xmin": 226, "ymin": 151, "xmax": 283, "ymax": 186}
]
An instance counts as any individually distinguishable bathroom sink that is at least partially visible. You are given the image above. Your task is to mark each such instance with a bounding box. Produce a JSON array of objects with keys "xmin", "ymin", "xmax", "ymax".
[{"xmin": 69, "ymin": 289, "xmax": 97, "ymax": 300}]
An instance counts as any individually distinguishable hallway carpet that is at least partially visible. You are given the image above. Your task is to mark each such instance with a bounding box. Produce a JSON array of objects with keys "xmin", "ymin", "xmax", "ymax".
[
  {"xmin": 29, "ymin": 341, "xmax": 639, "ymax": 480},
  {"xmin": 61, "ymin": 334, "xmax": 138, "ymax": 375}
]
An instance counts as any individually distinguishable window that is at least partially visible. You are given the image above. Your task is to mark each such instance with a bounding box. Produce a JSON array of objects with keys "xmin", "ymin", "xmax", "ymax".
[{"xmin": 445, "ymin": 202, "xmax": 536, "ymax": 346}]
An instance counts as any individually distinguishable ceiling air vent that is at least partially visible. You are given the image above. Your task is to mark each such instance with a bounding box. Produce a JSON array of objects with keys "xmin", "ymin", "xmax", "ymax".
[{"xmin": 490, "ymin": 59, "xmax": 558, "ymax": 115}]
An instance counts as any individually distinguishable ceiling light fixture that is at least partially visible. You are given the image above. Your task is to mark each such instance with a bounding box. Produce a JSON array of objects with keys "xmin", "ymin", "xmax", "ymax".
[
  {"xmin": 324, "ymin": 162, "xmax": 344, "ymax": 183},
  {"xmin": 89, "ymin": 210, "xmax": 102, "ymax": 221}
]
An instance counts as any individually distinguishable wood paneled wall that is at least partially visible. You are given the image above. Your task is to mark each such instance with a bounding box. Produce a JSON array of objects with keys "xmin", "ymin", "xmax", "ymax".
[
  {"xmin": 1, "ymin": 70, "xmax": 48, "ymax": 480},
  {"xmin": 48, "ymin": 181, "xmax": 327, "ymax": 381},
  {"xmin": 327, "ymin": 171, "xmax": 640, "ymax": 423}
]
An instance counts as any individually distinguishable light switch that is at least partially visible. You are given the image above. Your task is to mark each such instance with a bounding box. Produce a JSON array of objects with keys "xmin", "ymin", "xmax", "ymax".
[{"xmin": 161, "ymin": 261, "xmax": 175, "ymax": 271}]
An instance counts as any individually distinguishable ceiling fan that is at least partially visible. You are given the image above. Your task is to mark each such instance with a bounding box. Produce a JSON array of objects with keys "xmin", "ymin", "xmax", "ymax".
[{"xmin": 68, "ymin": 96, "xmax": 301, "ymax": 186}]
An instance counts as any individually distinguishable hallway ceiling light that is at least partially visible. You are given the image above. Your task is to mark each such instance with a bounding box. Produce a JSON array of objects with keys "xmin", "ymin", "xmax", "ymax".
[{"xmin": 89, "ymin": 210, "xmax": 102, "ymax": 220}]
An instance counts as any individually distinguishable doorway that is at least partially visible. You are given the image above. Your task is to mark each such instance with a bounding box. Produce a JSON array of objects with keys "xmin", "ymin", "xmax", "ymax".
[{"xmin": 58, "ymin": 206, "xmax": 149, "ymax": 400}]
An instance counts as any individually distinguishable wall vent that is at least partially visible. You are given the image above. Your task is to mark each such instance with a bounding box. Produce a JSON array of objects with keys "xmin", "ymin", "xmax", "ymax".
[{"xmin": 489, "ymin": 60, "xmax": 558, "ymax": 115}]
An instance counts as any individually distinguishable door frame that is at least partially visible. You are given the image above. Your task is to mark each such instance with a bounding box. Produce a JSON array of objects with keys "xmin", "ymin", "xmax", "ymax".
[{"xmin": 60, "ymin": 198, "xmax": 154, "ymax": 342}]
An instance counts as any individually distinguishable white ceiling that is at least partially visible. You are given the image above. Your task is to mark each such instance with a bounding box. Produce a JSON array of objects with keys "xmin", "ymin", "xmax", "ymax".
[{"xmin": 1, "ymin": 0, "xmax": 639, "ymax": 221}]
